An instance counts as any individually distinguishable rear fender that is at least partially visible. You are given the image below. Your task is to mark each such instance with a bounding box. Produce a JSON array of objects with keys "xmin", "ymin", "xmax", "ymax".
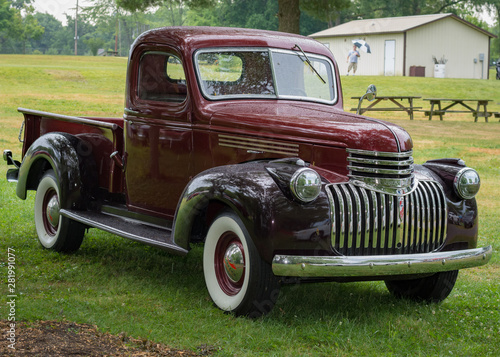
[
  {"xmin": 16, "ymin": 132, "xmax": 97, "ymax": 209},
  {"xmin": 172, "ymin": 161, "xmax": 333, "ymax": 262}
]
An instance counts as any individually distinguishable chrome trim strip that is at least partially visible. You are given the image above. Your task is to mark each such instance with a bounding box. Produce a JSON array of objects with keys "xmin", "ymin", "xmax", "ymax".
[
  {"xmin": 218, "ymin": 134, "xmax": 299, "ymax": 156},
  {"xmin": 352, "ymin": 186, "xmax": 362, "ymax": 249},
  {"xmin": 346, "ymin": 148, "xmax": 413, "ymax": 158},
  {"xmin": 332, "ymin": 185, "xmax": 345, "ymax": 248},
  {"xmin": 348, "ymin": 166, "xmax": 414, "ymax": 176},
  {"xmin": 360, "ymin": 187, "xmax": 370, "ymax": 249},
  {"xmin": 18, "ymin": 107, "xmax": 118, "ymax": 130},
  {"xmin": 380, "ymin": 193, "xmax": 386, "ymax": 249},
  {"xmin": 348, "ymin": 176, "xmax": 415, "ymax": 189},
  {"xmin": 272, "ymin": 246, "xmax": 492, "ymax": 278},
  {"xmin": 347, "ymin": 148, "xmax": 416, "ymax": 196},
  {"xmin": 395, "ymin": 196, "xmax": 404, "ymax": 250},
  {"xmin": 348, "ymin": 157, "xmax": 414, "ymax": 166},
  {"xmin": 340, "ymin": 185, "xmax": 353, "ymax": 250},
  {"xmin": 370, "ymin": 191, "xmax": 378, "ymax": 249}
]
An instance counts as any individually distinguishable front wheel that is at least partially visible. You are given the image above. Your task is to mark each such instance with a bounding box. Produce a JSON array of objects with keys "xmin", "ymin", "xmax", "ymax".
[
  {"xmin": 34, "ymin": 170, "xmax": 85, "ymax": 252},
  {"xmin": 385, "ymin": 270, "xmax": 459, "ymax": 303},
  {"xmin": 203, "ymin": 212, "xmax": 279, "ymax": 317}
]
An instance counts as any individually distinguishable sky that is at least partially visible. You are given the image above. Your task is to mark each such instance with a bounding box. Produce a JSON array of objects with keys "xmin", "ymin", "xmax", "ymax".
[
  {"xmin": 33, "ymin": 0, "xmax": 496, "ymax": 27},
  {"xmin": 33, "ymin": 0, "xmax": 92, "ymax": 25}
]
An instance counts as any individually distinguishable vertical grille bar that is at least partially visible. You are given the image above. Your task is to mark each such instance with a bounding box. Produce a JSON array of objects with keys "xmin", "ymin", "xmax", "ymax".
[
  {"xmin": 387, "ymin": 197, "xmax": 395, "ymax": 250},
  {"xmin": 340, "ymin": 185, "xmax": 353, "ymax": 252},
  {"xmin": 328, "ymin": 180, "xmax": 447, "ymax": 256},
  {"xmin": 415, "ymin": 187, "xmax": 425, "ymax": 252},
  {"xmin": 394, "ymin": 196, "xmax": 405, "ymax": 251},
  {"xmin": 370, "ymin": 191, "xmax": 378, "ymax": 252},
  {"xmin": 359, "ymin": 188, "xmax": 371, "ymax": 251},
  {"xmin": 379, "ymin": 193, "xmax": 386, "ymax": 251}
]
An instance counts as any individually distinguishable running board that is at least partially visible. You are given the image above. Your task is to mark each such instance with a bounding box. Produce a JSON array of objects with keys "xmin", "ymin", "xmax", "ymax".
[{"xmin": 60, "ymin": 209, "xmax": 188, "ymax": 255}]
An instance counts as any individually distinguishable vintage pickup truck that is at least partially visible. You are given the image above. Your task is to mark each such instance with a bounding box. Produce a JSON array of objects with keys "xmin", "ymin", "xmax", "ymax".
[{"xmin": 4, "ymin": 26, "xmax": 492, "ymax": 317}]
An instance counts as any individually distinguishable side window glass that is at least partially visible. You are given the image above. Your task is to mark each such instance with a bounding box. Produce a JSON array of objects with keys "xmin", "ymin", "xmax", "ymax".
[{"xmin": 138, "ymin": 52, "xmax": 187, "ymax": 103}]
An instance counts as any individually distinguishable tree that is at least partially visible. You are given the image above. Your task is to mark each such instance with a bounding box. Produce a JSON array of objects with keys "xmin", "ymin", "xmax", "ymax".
[
  {"xmin": 213, "ymin": 0, "xmax": 279, "ymax": 31},
  {"xmin": 116, "ymin": 0, "xmax": 348, "ymax": 34},
  {"xmin": 83, "ymin": 36, "xmax": 105, "ymax": 55},
  {"xmin": 0, "ymin": 0, "xmax": 21, "ymax": 52},
  {"xmin": 302, "ymin": 0, "xmax": 351, "ymax": 28},
  {"xmin": 30, "ymin": 13, "xmax": 64, "ymax": 54},
  {"xmin": 278, "ymin": 0, "xmax": 300, "ymax": 33},
  {"xmin": 482, "ymin": 1, "xmax": 500, "ymax": 60},
  {"xmin": 16, "ymin": 4, "xmax": 44, "ymax": 53}
]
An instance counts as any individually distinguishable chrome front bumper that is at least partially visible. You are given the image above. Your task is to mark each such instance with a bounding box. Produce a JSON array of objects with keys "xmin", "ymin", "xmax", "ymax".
[{"xmin": 272, "ymin": 246, "xmax": 492, "ymax": 278}]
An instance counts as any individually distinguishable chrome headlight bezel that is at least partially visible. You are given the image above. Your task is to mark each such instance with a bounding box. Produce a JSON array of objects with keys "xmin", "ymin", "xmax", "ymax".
[
  {"xmin": 289, "ymin": 168, "xmax": 322, "ymax": 203},
  {"xmin": 454, "ymin": 168, "xmax": 480, "ymax": 199}
]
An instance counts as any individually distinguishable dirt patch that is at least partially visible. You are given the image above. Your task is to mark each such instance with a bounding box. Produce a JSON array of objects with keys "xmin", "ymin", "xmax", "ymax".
[
  {"xmin": 1, "ymin": 320, "xmax": 214, "ymax": 356},
  {"xmin": 466, "ymin": 147, "xmax": 500, "ymax": 156},
  {"xmin": 45, "ymin": 70, "xmax": 86, "ymax": 82}
]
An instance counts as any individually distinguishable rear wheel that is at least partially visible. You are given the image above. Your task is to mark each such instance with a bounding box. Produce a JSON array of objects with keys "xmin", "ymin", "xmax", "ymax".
[
  {"xmin": 203, "ymin": 212, "xmax": 279, "ymax": 317},
  {"xmin": 34, "ymin": 170, "xmax": 85, "ymax": 252},
  {"xmin": 385, "ymin": 270, "xmax": 459, "ymax": 303}
]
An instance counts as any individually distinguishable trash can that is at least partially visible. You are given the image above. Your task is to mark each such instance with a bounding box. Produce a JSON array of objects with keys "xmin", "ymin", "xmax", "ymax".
[
  {"xmin": 410, "ymin": 66, "xmax": 425, "ymax": 77},
  {"xmin": 434, "ymin": 64, "xmax": 446, "ymax": 78}
]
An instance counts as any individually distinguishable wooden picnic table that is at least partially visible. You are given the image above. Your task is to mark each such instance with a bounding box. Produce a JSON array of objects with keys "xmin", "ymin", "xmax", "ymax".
[
  {"xmin": 350, "ymin": 96, "xmax": 422, "ymax": 120},
  {"xmin": 423, "ymin": 98, "xmax": 493, "ymax": 122}
]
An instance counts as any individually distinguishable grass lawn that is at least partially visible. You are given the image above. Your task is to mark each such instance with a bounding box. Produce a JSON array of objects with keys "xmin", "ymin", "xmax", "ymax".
[{"xmin": 0, "ymin": 55, "xmax": 499, "ymax": 356}]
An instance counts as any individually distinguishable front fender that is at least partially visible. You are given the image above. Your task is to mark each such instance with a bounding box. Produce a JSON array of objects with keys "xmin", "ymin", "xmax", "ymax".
[
  {"xmin": 16, "ymin": 132, "xmax": 94, "ymax": 209},
  {"xmin": 415, "ymin": 162, "xmax": 479, "ymax": 250},
  {"xmin": 172, "ymin": 161, "xmax": 333, "ymax": 263}
]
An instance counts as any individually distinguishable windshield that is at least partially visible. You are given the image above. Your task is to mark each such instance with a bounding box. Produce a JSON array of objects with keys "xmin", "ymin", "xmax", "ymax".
[{"xmin": 194, "ymin": 48, "xmax": 337, "ymax": 104}]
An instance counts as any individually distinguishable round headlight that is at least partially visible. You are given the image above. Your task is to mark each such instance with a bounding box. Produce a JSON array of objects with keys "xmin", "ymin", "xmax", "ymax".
[
  {"xmin": 454, "ymin": 168, "xmax": 480, "ymax": 199},
  {"xmin": 290, "ymin": 168, "xmax": 322, "ymax": 203}
]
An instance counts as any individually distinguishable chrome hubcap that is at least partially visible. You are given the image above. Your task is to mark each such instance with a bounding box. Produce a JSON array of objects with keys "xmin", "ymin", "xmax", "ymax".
[
  {"xmin": 46, "ymin": 195, "xmax": 60, "ymax": 228},
  {"xmin": 223, "ymin": 243, "xmax": 244, "ymax": 283}
]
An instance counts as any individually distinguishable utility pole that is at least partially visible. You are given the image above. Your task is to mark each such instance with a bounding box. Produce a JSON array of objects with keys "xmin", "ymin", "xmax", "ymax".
[
  {"xmin": 74, "ymin": 0, "xmax": 79, "ymax": 55},
  {"xmin": 115, "ymin": 12, "xmax": 118, "ymax": 53}
]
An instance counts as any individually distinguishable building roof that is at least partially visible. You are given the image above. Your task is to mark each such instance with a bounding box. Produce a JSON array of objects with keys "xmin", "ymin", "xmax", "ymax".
[{"xmin": 310, "ymin": 13, "xmax": 496, "ymax": 38}]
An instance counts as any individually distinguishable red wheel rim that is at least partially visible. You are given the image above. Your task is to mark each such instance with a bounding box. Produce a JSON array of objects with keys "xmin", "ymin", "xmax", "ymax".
[
  {"xmin": 214, "ymin": 232, "xmax": 246, "ymax": 296},
  {"xmin": 42, "ymin": 188, "xmax": 59, "ymax": 236}
]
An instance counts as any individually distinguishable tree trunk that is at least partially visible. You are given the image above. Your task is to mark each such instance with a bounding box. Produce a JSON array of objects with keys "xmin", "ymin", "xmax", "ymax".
[{"xmin": 278, "ymin": 0, "xmax": 300, "ymax": 34}]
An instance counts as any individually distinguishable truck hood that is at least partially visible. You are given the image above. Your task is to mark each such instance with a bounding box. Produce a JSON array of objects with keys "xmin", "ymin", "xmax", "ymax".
[{"xmin": 207, "ymin": 101, "xmax": 412, "ymax": 153}]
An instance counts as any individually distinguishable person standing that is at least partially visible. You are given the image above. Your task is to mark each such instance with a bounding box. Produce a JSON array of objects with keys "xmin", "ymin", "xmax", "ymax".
[{"xmin": 346, "ymin": 45, "xmax": 360, "ymax": 76}]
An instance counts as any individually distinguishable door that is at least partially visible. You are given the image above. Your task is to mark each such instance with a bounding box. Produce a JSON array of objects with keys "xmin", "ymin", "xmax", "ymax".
[
  {"xmin": 384, "ymin": 40, "xmax": 396, "ymax": 76},
  {"xmin": 125, "ymin": 50, "xmax": 192, "ymax": 219}
]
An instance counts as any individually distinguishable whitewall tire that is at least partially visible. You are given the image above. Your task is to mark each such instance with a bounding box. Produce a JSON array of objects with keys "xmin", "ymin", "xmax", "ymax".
[
  {"xmin": 34, "ymin": 170, "xmax": 85, "ymax": 252},
  {"xmin": 203, "ymin": 211, "xmax": 279, "ymax": 317}
]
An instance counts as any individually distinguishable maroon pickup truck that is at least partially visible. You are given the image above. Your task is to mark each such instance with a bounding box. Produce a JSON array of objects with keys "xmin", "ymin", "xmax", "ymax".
[{"xmin": 4, "ymin": 27, "xmax": 491, "ymax": 317}]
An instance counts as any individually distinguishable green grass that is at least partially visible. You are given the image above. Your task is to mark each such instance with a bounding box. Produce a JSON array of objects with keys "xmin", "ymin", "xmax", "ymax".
[{"xmin": 1, "ymin": 55, "xmax": 499, "ymax": 356}]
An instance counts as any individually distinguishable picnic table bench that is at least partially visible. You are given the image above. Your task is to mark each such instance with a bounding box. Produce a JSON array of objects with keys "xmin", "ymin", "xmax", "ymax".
[
  {"xmin": 423, "ymin": 98, "xmax": 493, "ymax": 122},
  {"xmin": 350, "ymin": 96, "xmax": 421, "ymax": 120}
]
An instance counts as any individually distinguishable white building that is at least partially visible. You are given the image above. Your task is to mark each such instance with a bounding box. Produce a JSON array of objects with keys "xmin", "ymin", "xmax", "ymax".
[{"xmin": 310, "ymin": 13, "xmax": 496, "ymax": 79}]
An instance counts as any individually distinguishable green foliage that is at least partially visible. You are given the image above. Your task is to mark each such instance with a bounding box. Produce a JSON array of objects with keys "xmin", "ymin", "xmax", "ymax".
[
  {"xmin": 302, "ymin": 0, "xmax": 351, "ymax": 27},
  {"xmin": 83, "ymin": 36, "xmax": 106, "ymax": 56},
  {"xmin": 0, "ymin": 1, "xmax": 43, "ymax": 54},
  {"xmin": 0, "ymin": 54, "xmax": 499, "ymax": 356},
  {"xmin": 1, "ymin": 0, "xmax": 499, "ymax": 61}
]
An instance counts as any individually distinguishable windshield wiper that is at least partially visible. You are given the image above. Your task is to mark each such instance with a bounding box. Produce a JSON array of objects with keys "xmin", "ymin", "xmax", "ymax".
[{"xmin": 293, "ymin": 44, "xmax": 326, "ymax": 84}]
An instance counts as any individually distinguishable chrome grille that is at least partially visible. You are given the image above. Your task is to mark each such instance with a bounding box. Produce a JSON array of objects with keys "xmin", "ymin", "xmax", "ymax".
[
  {"xmin": 326, "ymin": 180, "xmax": 447, "ymax": 256},
  {"xmin": 347, "ymin": 149, "xmax": 416, "ymax": 195}
]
